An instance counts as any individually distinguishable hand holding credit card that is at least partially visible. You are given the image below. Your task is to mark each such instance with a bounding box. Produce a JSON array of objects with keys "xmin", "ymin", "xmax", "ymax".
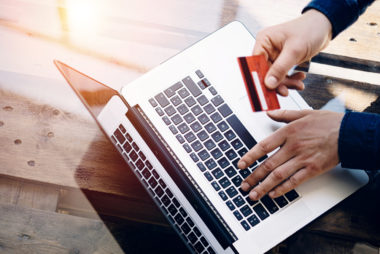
[{"xmin": 238, "ymin": 55, "xmax": 280, "ymax": 112}]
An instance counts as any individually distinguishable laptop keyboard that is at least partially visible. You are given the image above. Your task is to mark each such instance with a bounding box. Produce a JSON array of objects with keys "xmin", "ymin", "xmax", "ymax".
[
  {"xmin": 112, "ymin": 125, "xmax": 216, "ymax": 254},
  {"xmin": 149, "ymin": 70, "xmax": 299, "ymax": 231}
]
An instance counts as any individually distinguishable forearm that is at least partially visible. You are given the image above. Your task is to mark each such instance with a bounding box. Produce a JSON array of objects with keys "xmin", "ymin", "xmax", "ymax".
[
  {"xmin": 303, "ymin": 0, "xmax": 376, "ymax": 38},
  {"xmin": 339, "ymin": 111, "xmax": 380, "ymax": 169}
]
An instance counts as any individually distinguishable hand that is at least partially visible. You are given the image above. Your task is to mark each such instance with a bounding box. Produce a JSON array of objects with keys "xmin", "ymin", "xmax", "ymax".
[
  {"xmin": 254, "ymin": 9, "xmax": 332, "ymax": 96},
  {"xmin": 237, "ymin": 109, "xmax": 344, "ymax": 201}
]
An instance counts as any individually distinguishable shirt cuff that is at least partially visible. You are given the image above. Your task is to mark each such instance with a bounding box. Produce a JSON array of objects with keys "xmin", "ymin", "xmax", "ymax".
[
  {"xmin": 302, "ymin": 0, "xmax": 359, "ymax": 39},
  {"xmin": 339, "ymin": 111, "xmax": 380, "ymax": 169}
]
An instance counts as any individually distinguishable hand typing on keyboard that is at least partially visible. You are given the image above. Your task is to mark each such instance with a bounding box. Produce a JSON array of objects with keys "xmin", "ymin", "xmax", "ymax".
[{"xmin": 238, "ymin": 109, "xmax": 344, "ymax": 201}]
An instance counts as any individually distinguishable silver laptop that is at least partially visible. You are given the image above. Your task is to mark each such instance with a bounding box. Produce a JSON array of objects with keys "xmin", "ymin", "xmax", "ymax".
[{"xmin": 54, "ymin": 21, "xmax": 368, "ymax": 254}]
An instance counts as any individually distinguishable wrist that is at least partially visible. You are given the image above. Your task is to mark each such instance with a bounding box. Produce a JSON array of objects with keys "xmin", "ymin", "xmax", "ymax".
[{"xmin": 302, "ymin": 9, "xmax": 332, "ymax": 41}]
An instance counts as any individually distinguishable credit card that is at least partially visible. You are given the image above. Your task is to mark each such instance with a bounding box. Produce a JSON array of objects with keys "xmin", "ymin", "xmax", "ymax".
[{"xmin": 237, "ymin": 55, "xmax": 280, "ymax": 112}]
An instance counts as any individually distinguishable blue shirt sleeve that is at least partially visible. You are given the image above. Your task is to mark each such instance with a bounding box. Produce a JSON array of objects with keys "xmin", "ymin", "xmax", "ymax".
[
  {"xmin": 303, "ymin": 0, "xmax": 375, "ymax": 38},
  {"xmin": 339, "ymin": 111, "xmax": 380, "ymax": 169}
]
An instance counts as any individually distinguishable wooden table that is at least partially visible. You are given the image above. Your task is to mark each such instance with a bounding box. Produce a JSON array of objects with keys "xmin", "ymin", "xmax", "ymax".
[{"xmin": 0, "ymin": 0, "xmax": 380, "ymax": 253}]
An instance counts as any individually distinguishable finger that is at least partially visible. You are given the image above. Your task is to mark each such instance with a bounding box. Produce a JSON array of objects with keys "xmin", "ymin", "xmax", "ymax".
[
  {"xmin": 241, "ymin": 145, "xmax": 296, "ymax": 191},
  {"xmin": 277, "ymin": 84, "xmax": 289, "ymax": 96},
  {"xmin": 238, "ymin": 128, "xmax": 287, "ymax": 169},
  {"xmin": 280, "ymin": 77, "xmax": 305, "ymax": 91},
  {"xmin": 268, "ymin": 167, "xmax": 315, "ymax": 198},
  {"xmin": 247, "ymin": 158, "xmax": 301, "ymax": 200},
  {"xmin": 267, "ymin": 109, "xmax": 311, "ymax": 123},
  {"xmin": 265, "ymin": 44, "xmax": 302, "ymax": 89},
  {"xmin": 288, "ymin": 71, "xmax": 306, "ymax": 81}
]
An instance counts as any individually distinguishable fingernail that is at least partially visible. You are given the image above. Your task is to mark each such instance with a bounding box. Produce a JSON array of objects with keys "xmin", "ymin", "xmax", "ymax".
[
  {"xmin": 241, "ymin": 182, "xmax": 250, "ymax": 191},
  {"xmin": 266, "ymin": 76, "xmax": 278, "ymax": 89},
  {"xmin": 269, "ymin": 191, "xmax": 275, "ymax": 197},
  {"xmin": 249, "ymin": 191, "xmax": 258, "ymax": 200},
  {"xmin": 238, "ymin": 160, "xmax": 247, "ymax": 169}
]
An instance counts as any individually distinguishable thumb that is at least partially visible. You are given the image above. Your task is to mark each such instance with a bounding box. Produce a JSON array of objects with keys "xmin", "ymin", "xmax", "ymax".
[
  {"xmin": 267, "ymin": 109, "xmax": 312, "ymax": 123},
  {"xmin": 265, "ymin": 44, "xmax": 300, "ymax": 89}
]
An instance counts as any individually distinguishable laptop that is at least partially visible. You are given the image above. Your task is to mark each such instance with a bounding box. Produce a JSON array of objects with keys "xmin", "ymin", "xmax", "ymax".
[{"xmin": 54, "ymin": 21, "xmax": 369, "ymax": 254}]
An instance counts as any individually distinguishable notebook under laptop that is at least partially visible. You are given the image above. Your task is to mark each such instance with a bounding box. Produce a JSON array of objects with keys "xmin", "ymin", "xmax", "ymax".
[{"xmin": 54, "ymin": 21, "xmax": 368, "ymax": 254}]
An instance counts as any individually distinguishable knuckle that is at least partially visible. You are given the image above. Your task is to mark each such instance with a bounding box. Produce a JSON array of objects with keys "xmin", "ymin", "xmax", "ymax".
[
  {"xmin": 272, "ymin": 170, "xmax": 284, "ymax": 181},
  {"xmin": 261, "ymin": 160, "xmax": 274, "ymax": 174},
  {"xmin": 258, "ymin": 141, "xmax": 270, "ymax": 154},
  {"xmin": 288, "ymin": 175, "xmax": 299, "ymax": 187}
]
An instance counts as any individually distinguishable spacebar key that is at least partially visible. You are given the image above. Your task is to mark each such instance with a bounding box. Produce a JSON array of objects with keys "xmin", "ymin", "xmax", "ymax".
[{"xmin": 226, "ymin": 114, "xmax": 257, "ymax": 149}]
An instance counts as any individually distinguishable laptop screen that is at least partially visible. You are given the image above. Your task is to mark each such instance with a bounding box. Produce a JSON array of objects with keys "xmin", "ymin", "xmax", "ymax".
[{"xmin": 54, "ymin": 60, "xmax": 118, "ymax": 118}]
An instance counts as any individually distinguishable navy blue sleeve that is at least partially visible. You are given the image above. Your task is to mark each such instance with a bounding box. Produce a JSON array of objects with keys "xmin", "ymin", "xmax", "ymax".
[
  {"xmin": 338, "ymin": 111, "xmax": 380, "ymax": 170},
  {"xmin": 302, "ymin": 0, "xmax": 375, "ymax": 38}
]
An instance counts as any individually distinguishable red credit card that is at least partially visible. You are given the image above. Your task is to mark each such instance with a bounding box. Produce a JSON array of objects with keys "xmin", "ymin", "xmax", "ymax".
[{"xmin": 237, "ymin": 55, "xmax": 280, "ymax": 112}]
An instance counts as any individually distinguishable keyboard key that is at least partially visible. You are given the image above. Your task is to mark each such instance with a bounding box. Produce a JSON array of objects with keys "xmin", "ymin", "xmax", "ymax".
[
  {"xmin": 209, "ymin": 86, "xmax": 217, "ymax": 95},
  {"xmin": 226, "ymin": 186, "xmax": 238, "ymax": 198},
  {"xmin": 179, "ymin": 207, "xmax": 187, "ymax": 217},
  {"xmin": 211, "ymin": 168, "xmax": 224, "ymax": 179},
  {"xmin": 169, "ymin": 125, "xmax": 178, "ymax": 134},
  {"xmin": 149, "ymin": 98, "xmax": 158, "ymax": 107},
  {"xmin": 238, "ymin": 187, "xmax": 250, "ymax": 197},
  {"xmin": 240, "ymin": 169, "xmax": 251, "ymax": 179},
  {"xmin": 186, "ymin": 217, "xmax": 195, "ymax": 227},
  {"xmin": 182, "ymin": 76, "xmax": 201, "ymax": 97},
  {"xmin": 198, "ymin": 149, "xmax": 210, "ymax": 161},
  {"xmin": 200, "ymin": 237, "xmax": 209, "ymax": 247},
  {"xmin": 261, "ymin": 195, "xmax": 279, "ymax": 214},
  {"xmin": 184, "ymin": 96, "xmax": 196, "ymax": 107},
  {"xmin": 194, "ymin": 241, "xmax": 205, "ymax": 253},
  {"xmin": 246, "ymin": 196, "xmax": 258, "ymax": 206},
  {"xmin": 142, "ymin": 168, "xmax": 151, "ymax": 179},
  {"xmin": 204, "ymin": 104, "xmax": 216, "ymax": 114},
  {"xmin": 205, "ymin": 158, "xmax": 217, "ymax": 170},
  {"xmin": 197, "ymin": 130, "xmax": 209, "ymax": 141},
  {"xmin": 155, "ymin": 93, "xmax": 170, "ymax": 107},
  {"xmin": 162, "ymin": 116, "xmax": 171, "ymax": 125},
  {"xmin": 225, "ymin": 149, "xmax": 237, "ymax": 160},
  {"xmin": 233, "ymin": 210, "xmax": 243, "ymax": 221},
  {"xmin": 211, "ymin": 95, "xmax": 224, "ymax": 107},
  {"xmin": 211, "ymin": 181, "xmax": 221, "ymax": 191},
  {"xmin": 197, "ymin": 162, "xmax": 207, "ymax": 172},
  {"xmin": 211, "ymin": 131, "xmax": 223, "ymax": 142},
  {"xmin": 174, "ymin": 213, "xmax": 184, "ymax": 225},
  {"xmin": 218, "ymin": 191, "xmax": 228, "ymax": 201},
  {"xmin": 233, "ymin": 195, "xmax": 245, "ymax": 207},
  {"xmin": 227, "ymin": 115, "xmax": 257, "ymax": 149},
  {"xmin": 247, "ymin": 215, "xmax": 260, "ymax": 227},
  {"xmin": 191, "ymin": 105, "xmax": 203, "ymax": 116},
  {"xmin": 285, "ymin": 190, "xmax": 299, "ymax": 201},
  {"xmin": 240, "ymin": 204, "xmax": 253, "ymax": 217},
  {"xmin": 155, "ymin": 107, "xmax": 164, "ymax": 116},
  {"xmin": 218, "ymin": 104, "xmax": 233, "ymax": 117},
  {"xmin": 204, "ymin": 172, "xmax": 213, "ymax": 181},
  {"xmin": 148, "ymin": 177, "xmax": 158, "ymax": 188},
  {"xmin": 253, "ymin": 203, "xmax": 270, "ymax": 220},
  {"xmin": 195, "ymin": 70, "xmax": 204, "ymax": 79},
  {"xmin": 204, "ymin": 139, "xmax": 216, "ymax": 150},
  {"xmin": 184, "ymin": 132, "xmax": 196, "ymax": 143},
  {"xmin": 164, "ymin": 105, "xmax": 176, "ymax": 116},
  {"xmin": 181, "ymin": 223, "xmax": 191, "ymax": 235},
  {"xmin": 197, "ymin": 80, "xmax": 207, "ymax": 90},
  {"xmin": 171, "ymin": 114, "xmax": 183, "ymax": 125},
  {"xmin": 190, "ymin": 121, "xmax": 202, "ymax": 133},
  {"xmin": 145, "ymin": 161, "xmax": 153, "ymax": 170},
  {"xmin": 194, "ymin": 227, "xmax": 202, "ymax": 237},
  {"xmin": 241, "ymin": 220, "xmax": 251, "ymax": 231},
  {"xmin": 119, "ymin": 124, "xmax": 126, "ymax": 134},
  {"xmin": 183, "ymin": 143, "xmax": 192, "ymax": 153},
  {"xmin": 187, "ymin": 232, "xmax": 198, "ymax": 244},
  {"xmin": 113, "ymin": 129, "xmax": 125, "ymax": 144},
  {"xmin": 159, "ymin": 179, "xmax": 167, "ymax": 188},
  {"xmin": 210, "ymin": 148, "xmax": 223, "ymax": 159},
  {"xmin": 123, "ymin": 142, "xmax": 132, "ymax": 153},
  {"xmin": 191, "ymin": 141, "xmax": 203, "ymax": 152},
  {"xmin": 178, "ymin": 123, "xmax": 190, "ymax": 134},
  {"xmin": 190, "ymin": 153, "xmax": 199, "ymax": 162},
  {"xmin": 226, "ymin": 201, "xmax": 235, "ymax": 211},
  {"xmin": 274, "ymin": 195, "xmax": 289, "ymax": 208},
  {"xmin": 166, "ymin": 189, "xmax": 174, "ymax": 198},
  {"xmin": 178, "ymin": 87, "xmax": 190, "ymax": 98},
  {"xmin": 136, "ymin": 159, "xmax": 145, "ymax": 170},
  {"xmin": 237, "ymin": 148, "xmax": 248, "ymax": 157},
  {"xmin": 165, "ymin": 82, "xmax": 182, "ymax": 97},
  {"xmin": 218, "ymin": 177, "xmax": 231, "ymax": 188},
  {"xmin": 155, "ymin": 186, "xmax": 164, "ymax": 197},
  {"xmin": 231, "ymin": 175, "xmax": 243, "ymax": 187},
  {"xmin": 217, "ymin": 121, "xmax": 229, "ymax": 132},
  {"xmin": 258, "ymin": 155, "xmax": 268, "ymax": 162},
  {"xmin": 130, "ymin": 150, "xmax": 138, "ymax": 161},
  {"xmin": 177, "ymin": 104, "xmax": 189, "ymax": 115},
  {"xmin": 231, "ymin": 158, "xmax": 239, "ymax": 169},
  {"xmin": 176, "ymin": 134, "xmax": 185, "ymax": 144},
  {"xmin": 170, "ymin": 95, "xmax": 182, "ymax": 106},
  {"xmin": 205, "ymin": 122, "xmax": 217, "ymax": 133},
  {"xmin": 218, "ymin": 140, "xmax": 231, "ymax": 151},
  {"xmin": 198, "ymin": 113, "xmax": 210, "ymax": 124},
  {"xmin": 224, "ymin": 130, "xmax": 236, "ymax": 141},
  {"xmin": 161, "ymin": 195, "xmax": 171, "ymax": 207},
  {"xmin": 224, "ymin": 166, "xmax": 237, "ymax": 177},
  {"xmin": 197, "ymin": 95, "xmax": 209, "ymax": 106},
  {"xmin": 231, "ymin": 139, "xmax": 243, "ymax": 150},
  {"xmin": 184, "ymin": 112, "xmax": 196, "ymax": 124},
  {"xmin": 210, "ymin": 112, "xmax": 222, "ymax": 123},
  {"xmin": 217, "ymin": 157, "xmax": 229, "ymax": 169},
  {"xmin": 173, "ymin": 198, "xmax": 181, "ymax": 207},
  {"xmin": 168, "ymin": 204, "xmax": 177, "ymax": 216},
  {"xmin": 132, "ymin": 142, "xmax": 139, "ymax": 151}
]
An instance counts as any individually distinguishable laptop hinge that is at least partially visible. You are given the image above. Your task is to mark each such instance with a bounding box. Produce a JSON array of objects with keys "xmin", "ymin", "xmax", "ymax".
[{"xmin": 126, "ymin": 105, "xmax": 237, "ymax": 249}]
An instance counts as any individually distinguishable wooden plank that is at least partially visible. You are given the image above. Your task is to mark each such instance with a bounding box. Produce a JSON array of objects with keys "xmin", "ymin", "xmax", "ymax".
[
  {"xmin": 0, "ymin": 175, "xmax": 59, "ymax": 212},
  {"xmin": 0, "ymin": 203, "xmax": 123, "ymax": 254}
]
